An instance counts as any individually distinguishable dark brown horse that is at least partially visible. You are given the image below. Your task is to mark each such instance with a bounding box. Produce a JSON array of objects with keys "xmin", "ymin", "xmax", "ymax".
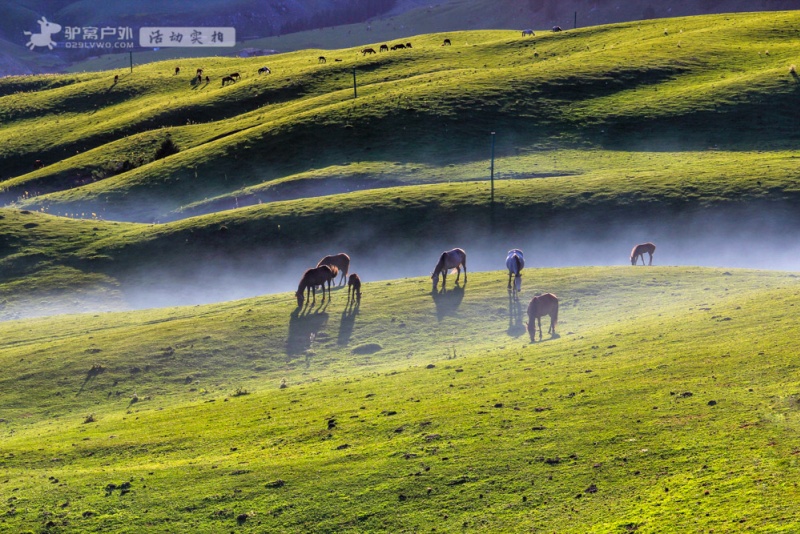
[
  {"xmin": 296, "ymin": 265, "xmax": 335, "ymax": 307},
  {"xmin": 630, "ymin": 242, "xmax": 656, "ymax": 265},
  {"xmin": 379, "ymin": 44, "xmax": 389, "ymax": 52},
  {"xmin": 221, "ymin": 76, "xmax": 235, "ymax": 86},
  {"xmin": 229, "ymin": 72, "xmax": 241, "ymax": 80},
  {"xmin": 317, "ymin": 253, "xmax": 350, "ymax": 285},
  {"xmin": 442, "ymin": 38, "xmax": 451, "ymax": 46},
  {"xmin": 348, "ymin": 273, "xmax": 362, "ymax": 303},
  {"xmin": 432, "ymin": 248, "xmax": 467, "ymax": 292},
  {"xmin": 526, "ymin": 293, "xmax": 558, "ymax": 341},
  {"xmin": 318, "ymin": 56, "xmax": 326, "ymax": 63},
  {"xmin": 361, "ymin": 47, "xmax": 376, "ymax": 55}
]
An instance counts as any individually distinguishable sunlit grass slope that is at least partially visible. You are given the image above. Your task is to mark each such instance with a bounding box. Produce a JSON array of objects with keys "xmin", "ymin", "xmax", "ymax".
[
  {"xmin": 2, "ymin": 266, "xmax": 800, "ymax": 532},
  {"xmin": 1, "ymin": 11, "xmax": 799, "ymax": 221}
]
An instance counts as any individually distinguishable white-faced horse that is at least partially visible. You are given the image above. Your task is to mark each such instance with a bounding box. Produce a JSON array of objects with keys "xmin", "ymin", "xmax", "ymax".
[
  {"xmin": 630, "ymin": 242, "xmax": 656, "ymax": 265},
  {"xmin": 506, "ymin": 249, "xmax": 524, "ymax": 296},
  {"xmin": 431, "ymin": 248, "xmax": 467, "ymax": 291}
]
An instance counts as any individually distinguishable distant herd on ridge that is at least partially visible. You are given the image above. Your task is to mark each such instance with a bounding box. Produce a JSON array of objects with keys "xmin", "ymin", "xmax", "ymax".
[{"xmin": 113, "ymin": 25, "xmax": 567, "ymax": 88}]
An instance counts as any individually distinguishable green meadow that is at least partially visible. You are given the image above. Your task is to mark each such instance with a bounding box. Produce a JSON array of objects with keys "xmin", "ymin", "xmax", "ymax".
[
  {"xmin": 3, "ymin": 267, "xmax": 800, "ymax": 532},
  {"xmin": 1, "ymin": 10, "xmax": 800, "ymax": 532}
]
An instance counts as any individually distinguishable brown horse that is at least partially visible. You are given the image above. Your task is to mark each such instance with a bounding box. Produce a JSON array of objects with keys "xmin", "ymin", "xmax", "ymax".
[
  {"xmin": 317, "ymin": 253, "xmax": 350, "ymax": 285},
  {"xmin": 630, "ymin": 242, "xmax": 656, "ymax": 265},
  {"xmin": 221, "ymin": 76, "xmax": 235, "ymax": 86},
  {"xmin": 526, "ymin": 293, "xmax": 558, "ymax": 342},
  {"xmin": 390, "ymin": 43, "xmax": 406, "ymax": 50},
  {"xmin": 318, "ymin": 56, "xmax": 326, "ymax": 63},
  {"xmin": 229, "ymin": 72, "xmax": 241, "ymax": 80},
  {"xmin": 379, "ymin": 44, "xmax": 389, "ymax": 52},
  {"xmin": 361, "ymin": 47, "xmax": 376, "ymax": 55},
  {"xmin": 432, "ymin": 248, "xmax": 467, "ymax": 291},
  {"xmin": 348, "ymin": 273, "xmax": 362, "ymax": 303},
  {"xmin": 296, "ymin": 265, "xmax": 335, "ymax": 307},
  {"xmin": 442, "ymin": 38, "xmax": 451, "ymax": 46}
]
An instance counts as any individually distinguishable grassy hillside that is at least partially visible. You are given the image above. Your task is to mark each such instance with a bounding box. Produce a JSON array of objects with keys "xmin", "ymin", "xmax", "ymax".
[
  {"xmin": 2, "ymin": 266, "xmax": 800, "ymax": 532},
  {"xmin": 1, "ymin": 12, "xmax": 799, "ymax": 222}
]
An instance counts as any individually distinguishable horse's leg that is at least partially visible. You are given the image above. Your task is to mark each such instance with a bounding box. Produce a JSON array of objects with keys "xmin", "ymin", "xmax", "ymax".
[
  {"xmin": 537, "ymin": 316, "xmax": 543, "ymax": 340},
  {"xmin": 508, "ymin": 272, "xmax": 512, "ymax": 289},
  {"xmin": 455, "ymin": 266, "xmax": 461, "ymax": 284},
  {"xmin": 463, "ymin": 260, "xmax": 467, "ymax": 282},
  {"xmin": 648, "ymin": 252, "xmax": 653, "ymax": 266},
  {"xmin": 442, "ymin": 270, "xmax": 447, "ymax": 290}
]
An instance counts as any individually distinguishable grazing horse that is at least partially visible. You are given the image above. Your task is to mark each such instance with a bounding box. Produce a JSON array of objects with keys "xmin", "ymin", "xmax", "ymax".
[
  {"xmin": 379, "ymin": 44, "xmax": 389, "ymax": 52},
  {"xmin": 522, "ymin": 29, "xmax": 535, "ymax": 36},
  {"xmin": 258, "ymin": 66, "xmax": 271, "ymax": 74},
  {"xmin": 221, "ymin": 76, "xmax": 235, "ymax": 86},
  {"xmin": 174, "ymin": 66, "xmax": 180, "ymax": 75},
  {"xmin": 348, "ymin": 273, "xmax": 362, "ymax": 303},
  {"xmin": 506, "ymin": 249, "xmax": 525, "ymax": 296},
  {"xmin": 526, "ymin": 293, "xmax": 558, "ymax": 341},
  {"xmin": 318, "ymin": 56, "xmax": 326, "ymax": 63},
  {"xmin": 442, "ymin": 38, "xmax": 451, "ymax": 46},
  {"xmin": 391, "ymin": 43, "xmax": 406, "ymax": 50},
  {"xmin": 196, "ymin": 68, "xmax": 203, "ymax": 76},
  {"xmin": 431, "ymin": 248, "xmax": 467, "ymax": 292},
  {"xmin": 113, "ymin": 74, "xmax": 119, "ymax": 84},
  {"xmin": 296, "ymin": 265, "xmax": 335, "ymax": 307},
  {"xmin": 405, "ymin": 42, "xmax": 413, "ymax": 48},
  {"xmin": 630, "ymin": 242, "xmax": 656, "ymax": 266},
  {"xmin": 361, "ymin": 47, "xmax": 376, "ymax": 55},
  {"xmin": 552, "ymin": 26, "xmax": 563, "ymax": 32},
  {"xmin": 229, "ymin": 72, "xmax": 241, "ymax": 80},
  {"xmin": 317, "ymin": 253, "xmax": 350, "ymax": 285}
]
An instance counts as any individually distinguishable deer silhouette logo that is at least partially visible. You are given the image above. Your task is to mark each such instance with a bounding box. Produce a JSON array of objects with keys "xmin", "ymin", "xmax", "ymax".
[{"xmin": 24, "ymin": 17, "xmax": 62, "ymax": 50}]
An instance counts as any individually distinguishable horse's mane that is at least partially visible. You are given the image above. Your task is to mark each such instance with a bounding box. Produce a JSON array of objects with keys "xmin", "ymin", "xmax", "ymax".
[{"xmin": 434, "ymin": 252, "xmax": 447, "ymax": 273}]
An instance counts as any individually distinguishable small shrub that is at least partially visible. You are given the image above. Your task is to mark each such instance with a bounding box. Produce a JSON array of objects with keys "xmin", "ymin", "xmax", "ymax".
[
  {"xmin": 153, "ymin": 134, "xmax": 180, "ymax": 160},
  {"xmin": 232, "ymin": 387, "xmax": 249, "ymax": 397},
  {"xmin": 83, "ymin": 414, "xmax": 96, "ymax": 424}
]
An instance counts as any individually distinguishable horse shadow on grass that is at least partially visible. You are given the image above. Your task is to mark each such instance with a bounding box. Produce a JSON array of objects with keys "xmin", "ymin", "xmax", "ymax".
[
  {"xmin": 337, "ymin": 301, "xmax": 359, "ymax": 346},
  {"xmin": 77, "ymin": 364, "xmax": 105, "ymax": 396},
  {"xmin": 507, "ymin": 292, "xmax": 526, "ymax": 337},
  {"xmin": 431, "ymin": 283, "xmax": 465, "ymax": 321},
  {"xmin": 286, "ymin": 307, "xmax": 329, "ymax": 357}
]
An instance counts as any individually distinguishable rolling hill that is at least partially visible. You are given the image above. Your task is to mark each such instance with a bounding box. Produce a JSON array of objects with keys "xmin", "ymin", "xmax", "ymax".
[{"xmin": 2, "ymin": 11, "xmax": 800, "ymax": 532}]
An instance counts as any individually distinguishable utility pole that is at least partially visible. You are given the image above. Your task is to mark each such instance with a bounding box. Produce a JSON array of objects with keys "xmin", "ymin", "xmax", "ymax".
[
  {"xmin": 490, "ymin": 131, "xmax": 496, "ymax": 204},
  {"xmin": 490, "ymin": 131, "xmax": 496, "ymax": 231},
  {"xmin": 129, "ymin": 51, "xmax": 133, "ymax": 73},
  {"xmin": 353, "ymin": 67, "xmax": 357, "ymax": 98},
  {"xmin": 574, "ymin": 11, "xmax": 578, "ymax": 29}
]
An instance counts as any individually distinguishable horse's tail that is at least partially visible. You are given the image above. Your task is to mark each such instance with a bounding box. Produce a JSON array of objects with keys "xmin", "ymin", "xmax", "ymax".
[{"xmin": 551, "ymin": 299, "xmax": 559, "ymax": 333}]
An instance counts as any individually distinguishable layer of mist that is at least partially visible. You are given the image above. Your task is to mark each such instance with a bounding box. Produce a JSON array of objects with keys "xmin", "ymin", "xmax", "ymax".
[{"xmin": 120, "ymin": 204, "xmax": 800, "ymax": 310}]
